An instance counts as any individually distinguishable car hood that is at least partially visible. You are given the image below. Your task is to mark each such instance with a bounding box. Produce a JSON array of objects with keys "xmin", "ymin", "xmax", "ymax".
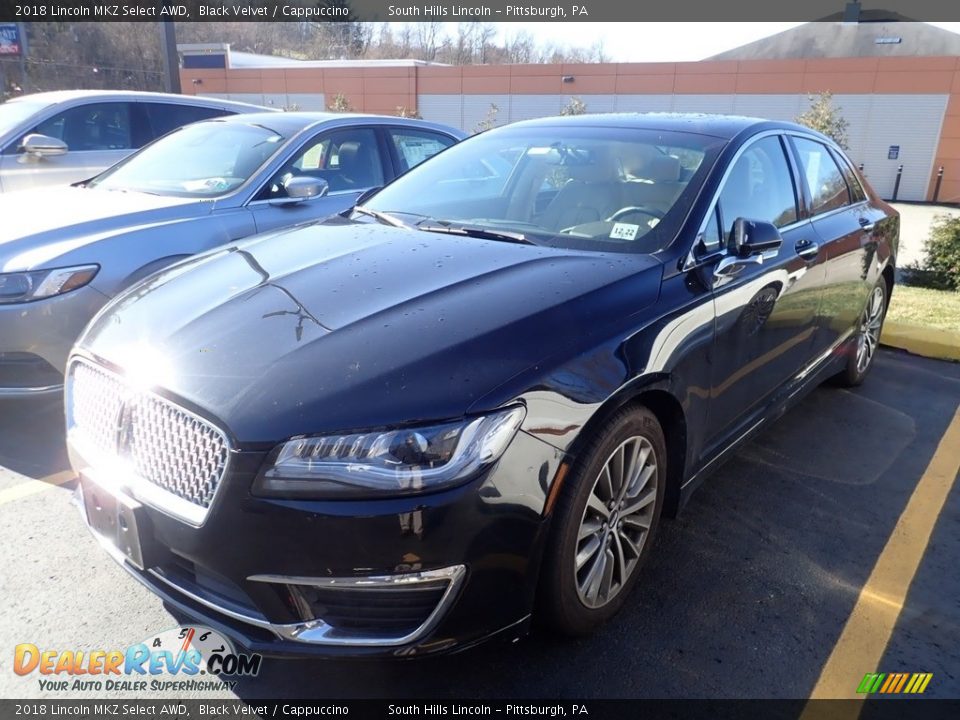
[
  {"xmin": 0, "ymin": 187, "xmax": 206, "ymax": 270},
  {"xmin": 76, "ymin": 221, "xmax": 663, "ymax": 445}
]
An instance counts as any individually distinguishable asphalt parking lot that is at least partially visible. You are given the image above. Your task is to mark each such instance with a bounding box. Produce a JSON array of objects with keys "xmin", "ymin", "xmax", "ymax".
[{"xmin": 0, "ymin": 348, "xmax": 958, "ymax": 700}]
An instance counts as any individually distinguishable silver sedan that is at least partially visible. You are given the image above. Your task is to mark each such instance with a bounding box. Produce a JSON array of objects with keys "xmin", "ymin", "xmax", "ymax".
[{"xmin": 0, "ymin": 112, "xmax": 465, "ymax": 396}]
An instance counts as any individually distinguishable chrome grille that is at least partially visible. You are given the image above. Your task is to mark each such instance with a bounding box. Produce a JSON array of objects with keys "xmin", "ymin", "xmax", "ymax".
[
  {"xmin": 70, "ymin": 362, "xmax": 124, "ymax": 459},
  {"xmin": 68, "ymin": 359, "xmax": 228, "ymax": 518}
]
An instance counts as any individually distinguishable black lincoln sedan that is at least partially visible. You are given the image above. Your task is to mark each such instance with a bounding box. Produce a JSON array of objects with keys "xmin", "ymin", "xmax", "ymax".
[{"xmin": 66, "ymin": 114, "xmax": 898, "ymax": 657}]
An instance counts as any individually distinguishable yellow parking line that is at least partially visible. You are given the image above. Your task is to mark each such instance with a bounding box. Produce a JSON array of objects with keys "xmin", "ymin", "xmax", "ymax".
[
  {"xmin": 806, "ymin": 403, "xmax": 960, "ymax": 703},
  {"xmin": 0, "ymin": 470, "xmax": 76, "ymax": 507}
]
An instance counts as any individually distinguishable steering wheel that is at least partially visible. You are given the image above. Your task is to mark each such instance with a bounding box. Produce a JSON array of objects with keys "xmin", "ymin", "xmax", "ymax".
[{"xmin": 607, "ymin": 205, "xmax": 665, "ymax": 222}]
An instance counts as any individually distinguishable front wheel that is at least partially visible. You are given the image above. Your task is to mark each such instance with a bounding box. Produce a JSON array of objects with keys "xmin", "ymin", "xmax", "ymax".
[
  {"xmin": 834, "ymin": 280, "xmax": 888, "ymax": 387},
  {"xmin": 539, "ymin": 406, "xmax": 666, "ymax": 636}
]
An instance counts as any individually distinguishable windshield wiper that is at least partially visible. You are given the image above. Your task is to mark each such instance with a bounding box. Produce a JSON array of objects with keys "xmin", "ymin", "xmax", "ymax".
[
  {"xmin": 352, "ymin": 205, "xmax": 411, "ymax": 229},
  {"xmin": 417, "ymin": 224, "xmax": 537, "ymax": 246}
]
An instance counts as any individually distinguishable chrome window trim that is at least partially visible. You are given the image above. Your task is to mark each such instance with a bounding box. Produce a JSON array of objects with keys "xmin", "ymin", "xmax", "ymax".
[
  {"xmin": 790, "ymin": 135, "xmax": 856, "ymax": 219},
  {"xmin": 684, "ymin": 130, "xmax": 801, "ymax": 271},
  {"xmin": 683, "ymin": 128, "xmax": 856, "ymax": 272}
]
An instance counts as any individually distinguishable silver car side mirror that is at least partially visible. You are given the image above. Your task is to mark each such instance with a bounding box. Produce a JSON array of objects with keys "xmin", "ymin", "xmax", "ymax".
[
  {"xmin": 20, "ymin": 134, "xmax": 69, "ymax": 158},
  {"xmin": 284, "ymin": 176, "xmax": 329, "ymax": 200}
]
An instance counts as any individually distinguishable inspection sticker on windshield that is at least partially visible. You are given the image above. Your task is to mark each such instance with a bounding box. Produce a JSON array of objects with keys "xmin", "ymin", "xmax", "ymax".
[{"xmin": 610, "ymin": 223, "xmax": 639, "ymax": 240}]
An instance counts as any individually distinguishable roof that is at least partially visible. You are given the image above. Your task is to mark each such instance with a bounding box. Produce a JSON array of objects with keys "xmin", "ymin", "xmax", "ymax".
[
  {"xmin": 228, "ymin": 52, "xmax": 447, "ymax": 69},
  {"xmin": 505, "ymin": 112, "xmax": 792, "ymax": 140},
  {"xmin": 210, "ymin": 111, "xmax": 465, "ymax": 138},
  {"xmin": 6, "ymin": 90, "xmax": 270, "ymax": 111},
  {"xmin": 709, "ymin": 21, "xmax": 960, "ymax": 60},
  {"xmin": 177, "ymin": 44, "xmax": 448, "ymax": 70}
]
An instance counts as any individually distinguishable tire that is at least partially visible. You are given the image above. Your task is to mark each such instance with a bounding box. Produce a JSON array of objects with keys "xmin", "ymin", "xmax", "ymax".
[
  {"xmin": 540, "ymin": 405, "xmax": 666, "ymax": 636},
  {"xmin": 833, "ymin": 279, "xmax": 888, "ymax": 387}
]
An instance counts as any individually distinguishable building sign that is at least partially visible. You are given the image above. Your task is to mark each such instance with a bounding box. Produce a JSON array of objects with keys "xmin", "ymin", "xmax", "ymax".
[
  {"xmin": 888, "ymin": 145, "xmax": 900, "ymax": 160},
  {"xmin": 0, "ymin": 23, "xmax": 22, "ymax": 57}
]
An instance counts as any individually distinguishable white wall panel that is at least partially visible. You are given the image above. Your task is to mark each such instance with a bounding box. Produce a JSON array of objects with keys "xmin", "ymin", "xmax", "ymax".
[
  {"xmin": 509, "ymin": 95, "xmax": 564, "ymax": 122},
  {"xmin": 855, "ymin": 94, "xmax": 947, "ymax": 201},
  {"xmin": 418, "ymin": 92, "xmax": 949, "ymax": 200},
  {"xmin": 285, "ymin": 93, "xmax": 326, "ymax": 111},
  {"xmin": 417, "ymin": 95, "xmax": 463, "ymax": 130},
  {"xmin": 613, "ymin": 94, "xmax": 674, "ymax": 112},
  {"xmin": 733, "ymin": 94, "xmax": 803, "ymax": 121},
  {"xmin": 672, "ymin": 95, "xmax": 736, "ymax": 114},
  {"xmin": 462, "ymin": 95, "xmax": 512, "ymax": 133}
]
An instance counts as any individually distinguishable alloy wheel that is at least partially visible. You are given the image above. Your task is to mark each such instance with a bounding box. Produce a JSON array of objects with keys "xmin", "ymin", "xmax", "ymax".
[
  {"xmin": 855, "ymin": 286, "xmax": 885, "ymax": 374},
  {"xmin": 574, "ymin": 435, "xmax": 658, "ymax": 609}
]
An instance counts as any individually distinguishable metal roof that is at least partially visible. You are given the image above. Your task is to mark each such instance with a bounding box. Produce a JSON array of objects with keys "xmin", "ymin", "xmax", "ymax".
[
  {"xmin": 504, "ymin": 112, "xmax": 808, "ymax": 140},
  {"xmin": 709, "ymin": 21, "xmax": 960, "ymax": 60}
]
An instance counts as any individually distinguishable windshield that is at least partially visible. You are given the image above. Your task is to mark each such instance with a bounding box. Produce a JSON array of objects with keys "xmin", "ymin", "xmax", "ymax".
[
  {"xmin": 0, "ymin": 99, "xmax": 49, "ymax": 137},
  {"xmin": 367, "ymin": 125, "xmax": 725, "ymax": 254},
  {"xmin": 88, "ymin": 121, "xmax": 287, "ymax": 197}
]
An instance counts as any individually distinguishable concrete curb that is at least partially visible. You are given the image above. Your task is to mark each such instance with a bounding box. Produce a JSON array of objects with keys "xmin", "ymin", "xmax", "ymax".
[{"xmin": 881, "ymin": 321, "xmax": 960, "ymax": 362}]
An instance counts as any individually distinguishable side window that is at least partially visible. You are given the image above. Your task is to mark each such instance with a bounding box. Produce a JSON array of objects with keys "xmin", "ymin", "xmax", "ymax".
[
  {"xmin": 701, "ymin": 206, "xmax": 723, "ymax": 253},
  {"xmin": 829, "ymin": 147, "xmax": 867, "ymax": 203},
  {"xmin": 717, "ymin": 135, "xmax": 798, "ymax": 237},
  {"xmin": 145, "ymin": 103, "xmax": 232, "ymax": 139},
  {"xmin": 257, "ymin": 127, "xmax": 384, "ymax": 200},
  {"xmin": 388, "ymin": 129, "xmax": 455, "ymax": 172},
  {"xmin": 30, "ymin": 103, "xmax": 132, "ymax": 152},
  {"xmin": 793, "ymin": 137, "xmax": 851, "ymax": 215}
]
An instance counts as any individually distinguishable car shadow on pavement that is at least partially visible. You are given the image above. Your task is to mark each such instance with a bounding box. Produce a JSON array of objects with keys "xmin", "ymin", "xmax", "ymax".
[{"xmin": 0, "ymin": 396, "xmax": 71, "ymax": 481}]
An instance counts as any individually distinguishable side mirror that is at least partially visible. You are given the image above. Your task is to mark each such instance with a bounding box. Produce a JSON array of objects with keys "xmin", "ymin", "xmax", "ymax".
[
  {"xmin": 731, "ymin": 218, "xmax": 783, "ymax": 257},
  {"xmin": 20, "ymin": 133, "xmax": 69, "ymax": 158},
  {"xmin": 284, "ymin": 175, "xmax": 329, "ymax": 200}
]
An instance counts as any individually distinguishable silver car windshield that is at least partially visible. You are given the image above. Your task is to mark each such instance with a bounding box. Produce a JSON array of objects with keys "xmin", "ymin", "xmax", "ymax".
[
  {"xmin": 88, "ymin": 121, "xmax": 287, "ymax": 197},
  {"xmin": 367, "ymin": 126, "xmax": 726, "ymax": 254},
  {"xmin": 0, "ymin": 99, "xmax": 48, "ymax": 137}
]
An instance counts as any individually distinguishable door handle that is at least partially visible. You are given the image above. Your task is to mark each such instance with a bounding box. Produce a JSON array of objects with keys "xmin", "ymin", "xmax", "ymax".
[
  {"xmin": 858, "ymin": 217, "xmax": 876, "ymax": 232},
  {"xmin": 794, "ymin": 239, "xmax": 819, "ymax": 261}
]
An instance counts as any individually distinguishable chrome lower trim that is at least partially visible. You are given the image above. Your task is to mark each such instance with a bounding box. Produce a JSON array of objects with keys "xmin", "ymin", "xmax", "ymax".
[
  {"xmin": 793, "ymin": 328, "xmax": 856, "ymax": 384},
  {"xmin": 0, "ymin": 383, "xmax": 63, "ymax": 397},
  {"xmin": 145, "ymin": 564, "xmax": 466, "ymax": 648},
  {"xmin": 247, "ymin": 566, "xmax": 467, "ymax": 647}
]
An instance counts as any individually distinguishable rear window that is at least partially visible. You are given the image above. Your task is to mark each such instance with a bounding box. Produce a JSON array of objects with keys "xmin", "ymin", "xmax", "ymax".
[{"xmin": 145, "ymin": 103, "xmax": 234, "ymax": 138}]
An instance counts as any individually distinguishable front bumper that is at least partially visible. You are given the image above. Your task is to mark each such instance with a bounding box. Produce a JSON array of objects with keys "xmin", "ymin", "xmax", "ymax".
[
  {"xmin": 70, "ymin": 428, "xmax": 565, "ymax": 658},
  {"xmin": 0, "ymin": 286, "xmax": 109, "ymax": 396}
]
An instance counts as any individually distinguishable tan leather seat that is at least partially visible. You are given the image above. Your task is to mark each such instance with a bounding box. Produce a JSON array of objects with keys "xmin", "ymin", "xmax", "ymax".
[
  {"xmin": 621, "ymin": 154, "xmax": 685, "ymax": 214},
  {"xmin": 538, "ymin": 150, "xmax": 623, "ymax": 231}
]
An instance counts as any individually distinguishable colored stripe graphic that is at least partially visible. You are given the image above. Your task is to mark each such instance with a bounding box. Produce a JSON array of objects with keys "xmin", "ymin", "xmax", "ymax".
[{"xmin": 856, "ymin": 672, "xmax": 932, "ymax": 694}]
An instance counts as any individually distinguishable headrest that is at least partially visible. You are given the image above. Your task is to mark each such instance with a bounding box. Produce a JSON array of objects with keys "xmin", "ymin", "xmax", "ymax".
[
  {"xmin": 646, "ymin": 155, "xmax": 682, "ymax": 183},
  {"xmin": 337, "ymin": 141, "xmax": 362, "ymax": 170},
  {"xmin": 566, "ymin": 149, "xmax": 616, "ymax": 184}
]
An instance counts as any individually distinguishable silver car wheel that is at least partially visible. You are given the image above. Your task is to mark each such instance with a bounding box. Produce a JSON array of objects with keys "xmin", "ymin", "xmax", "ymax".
[
  {"xmin": 855, "ymin": 286, "xmax": 885, "ymax": 374},
  {"xmin": 574, "ymin": 435, "xmax": 658, "ymax": 609}
]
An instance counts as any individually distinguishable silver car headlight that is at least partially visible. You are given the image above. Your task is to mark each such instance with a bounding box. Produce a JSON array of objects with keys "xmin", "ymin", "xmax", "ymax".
[
  {"xmin": 253, "ymin": 405, "xmax": 526, "ymax": 499},
  {"xmin": 0, "ymin": 265, "xmax": 99, "ymax": 304}
]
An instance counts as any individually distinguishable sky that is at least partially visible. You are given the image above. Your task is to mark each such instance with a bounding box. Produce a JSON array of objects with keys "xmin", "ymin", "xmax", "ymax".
[{"xmin": 413, "ymin": 22, "xmax": 960, "ymax": 62}]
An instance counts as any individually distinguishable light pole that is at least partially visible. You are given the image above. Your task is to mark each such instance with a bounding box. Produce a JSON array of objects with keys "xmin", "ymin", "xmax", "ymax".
[{"xmin": 158, "ymin": 13, "xmax": 180, "ymax": 94}]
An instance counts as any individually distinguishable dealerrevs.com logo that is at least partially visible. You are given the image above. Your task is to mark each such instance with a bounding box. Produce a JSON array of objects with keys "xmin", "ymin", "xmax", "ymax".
[{"xmin": 13, "ymin": 626, "xmax": 262, "ymax": 693}]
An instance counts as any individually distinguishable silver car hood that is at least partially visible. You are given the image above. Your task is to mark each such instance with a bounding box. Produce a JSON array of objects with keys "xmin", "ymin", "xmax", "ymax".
[{"xmin": 0, "ymin": 187, "xmax": 209, "ymax": 271}]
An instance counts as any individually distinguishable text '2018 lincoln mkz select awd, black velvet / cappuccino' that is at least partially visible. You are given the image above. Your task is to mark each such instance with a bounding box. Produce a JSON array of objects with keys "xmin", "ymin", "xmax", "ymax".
[{"xmin": 66, "ymin": 113, "xmax": 899, "ymax": 657}]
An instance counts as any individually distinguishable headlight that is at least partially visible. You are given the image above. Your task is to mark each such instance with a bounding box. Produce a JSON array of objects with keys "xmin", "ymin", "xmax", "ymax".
[
  {"xmin": 0, "ymin": 265, "xmax": 99, "ymax": 304},
  {"xmin": 253, "ymin": 405, "xmax": 526, "ymax": 499}
]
